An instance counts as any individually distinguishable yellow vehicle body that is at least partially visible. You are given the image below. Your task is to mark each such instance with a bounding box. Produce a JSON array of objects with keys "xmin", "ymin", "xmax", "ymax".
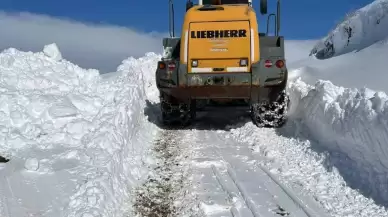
[
  {"xmin": 180, "ymin": 4, "xmax": 260, "ymax": 74},
  {"xmin": 155, "ymin": 0, "xmax": 289, "ymax": 127}
]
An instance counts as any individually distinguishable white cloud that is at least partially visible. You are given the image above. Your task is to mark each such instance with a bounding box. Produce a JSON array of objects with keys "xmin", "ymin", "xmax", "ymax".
[
  {"xmin": 0, "ymin": 11, "xmax": 167, "ymax": 73},
  {"xmin": 0, "ymin": 11, "xmax": 318, "ymax": 73}
]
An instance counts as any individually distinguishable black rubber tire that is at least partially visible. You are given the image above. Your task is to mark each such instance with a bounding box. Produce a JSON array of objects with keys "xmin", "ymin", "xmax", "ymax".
[
  {"xmin": 159, "ymin": 92, "xmax": 196, "ymax": 127},
  {"xmin": 251, "ymin": 90, "xmax": 289, "ymax": 128}
]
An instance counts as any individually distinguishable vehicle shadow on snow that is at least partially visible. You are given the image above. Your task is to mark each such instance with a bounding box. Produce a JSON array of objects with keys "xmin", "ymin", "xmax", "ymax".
[
  {"xmin": 144, "ymin": 100, "xmax": 252, "ymax": 131},
  {"xmin": 275, "ymin": 118, "xmax": 388, "ymax": 208}
]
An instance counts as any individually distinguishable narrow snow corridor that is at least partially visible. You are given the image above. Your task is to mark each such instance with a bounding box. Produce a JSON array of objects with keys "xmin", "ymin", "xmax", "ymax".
[
  {"xmin": 140, "ymin": 92, "xmax": 388, "ymax": 217},
  {"xmin": 3, "ymin": 0, "xmax": 388, "ymax": 212},
  {"xmin": 141, "ymin": 102, "xmax": 328, "ymax": 216}
]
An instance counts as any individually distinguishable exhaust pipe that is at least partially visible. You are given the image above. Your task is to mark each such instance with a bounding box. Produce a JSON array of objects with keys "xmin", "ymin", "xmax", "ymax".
[{"xmin": 277, "ymin": 0, "xmax": 281, "ymax": 36}]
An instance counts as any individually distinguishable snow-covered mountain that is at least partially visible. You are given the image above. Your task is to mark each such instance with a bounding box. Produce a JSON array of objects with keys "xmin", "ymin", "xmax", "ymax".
[
  {"xmin": 0, "ymin": 0, "xmax": 388, "ymax": 216},
  {"xmin": 288, "ymin": 41, "xmax": 388, "ymax": 93},
  {"xmin": 309, "ymin": 0, "xmax": 388, "ymax": 59},
  {"xmin": 287, "ymin": 0, "xmax": 388, "ymax": 93}
]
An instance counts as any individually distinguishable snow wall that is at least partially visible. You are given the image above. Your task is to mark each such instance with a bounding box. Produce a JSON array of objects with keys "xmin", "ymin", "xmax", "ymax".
[
  {"xmin": 0, "ymin": 44, "xmax": 160, "ymax": 216},
  {"xmin": 302, "ymin": 0, "xmax": 388, "ymax": 205},
  {"xmin": 287, "ymin": 78, "xmax": 388, "ymax": 206}
]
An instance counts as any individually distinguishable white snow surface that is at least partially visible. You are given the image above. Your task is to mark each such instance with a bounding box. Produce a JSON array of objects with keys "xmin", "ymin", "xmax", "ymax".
[
  {"xmin": 0, "ymin": 46, "xmax": 159, "ymax": 216},
  {"xmin": 286, "ymin": 78, "xmax": 388, "ymax": 208},
  {"xmin": 43, "ymin": 43, "xmax": 63, "ymax": 61},
  {"xmin": 153, "ymin": 44, "xmax": 388, "ymax": 216},
  {"xmin": 142, "ymin": 36, "xmax": 388, "ymax": 217},
  {"xmin": 288, "ymin": 42, "xmax": 388, "ymax": 93},
  {"xmin": 310, "ymin": 0, "xmax": 388, "ymax": 59},
  {"xmin": 1, "ymin": 41, "xmax": 388, "ymax": 216},
  {"xmin": 1, "ymin": 1, "xmax": 388, "ymax": 215},
  {"xmin": 287, "ymin": 0, "xmax": 388, "ymax": 93}
]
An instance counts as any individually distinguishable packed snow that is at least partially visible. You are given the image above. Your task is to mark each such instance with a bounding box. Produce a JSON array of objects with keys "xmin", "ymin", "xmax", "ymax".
[{"xmin": 178, "ymin": 127, "xmax": 331, "ymax": 217}]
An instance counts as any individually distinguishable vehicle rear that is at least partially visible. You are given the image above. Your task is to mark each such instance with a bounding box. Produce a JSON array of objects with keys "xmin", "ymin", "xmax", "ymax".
[
  {"xmin": 180, "ymin": 4, "xmax": 259, "ymax": 100},
  {"xmin": 155, "ymin": 0, "xmax": 289, "ymax": 127},
  {"xmin": 188, "ymin": 20, "xmax": 252, "ymax": 74}
]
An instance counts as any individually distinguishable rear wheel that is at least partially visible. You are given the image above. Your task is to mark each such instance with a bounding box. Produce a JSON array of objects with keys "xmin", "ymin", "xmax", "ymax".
[
  {"xmin": 159, "ymin": 91, "xmax": 196, "ymax": 127},
  {"xmin": 251, "ymin": 90, "xmax": 289, "ymax": 128}
]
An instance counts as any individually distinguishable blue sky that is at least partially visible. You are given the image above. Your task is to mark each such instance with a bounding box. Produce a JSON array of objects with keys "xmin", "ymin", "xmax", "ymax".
[
  {"xmin": 0, "ymin": 0, "xmax": 375, "ymax": 72},
  {"xmin": 0, "ymin": 0, "xmax": 373, "ymax": 39}
]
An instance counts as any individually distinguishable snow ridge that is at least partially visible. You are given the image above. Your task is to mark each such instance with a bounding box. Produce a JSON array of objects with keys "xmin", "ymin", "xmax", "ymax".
[
  {"xmin": 310, "ymin": 0, "xmax": 388, "ymax": 59},
  {"xmin": 0, "ymin": 45, "xmax": 158, "ymax": 216},
  {"xmin": 63, "ymin": 52, "xmax": 161, "ymax": 217},
  {"xmin": 63, "ymin": 58, "xmax": 157, "ymax": 216},
  {"xmin": 287, "ymin": 78, "xmax": 388, "ymax": 207}
]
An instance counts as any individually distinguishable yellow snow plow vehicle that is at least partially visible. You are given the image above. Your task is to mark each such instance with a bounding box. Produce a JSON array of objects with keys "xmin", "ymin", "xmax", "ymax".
[{"xmin": 155, "ymin": 0, "xmax": 289, "ymax": 127}]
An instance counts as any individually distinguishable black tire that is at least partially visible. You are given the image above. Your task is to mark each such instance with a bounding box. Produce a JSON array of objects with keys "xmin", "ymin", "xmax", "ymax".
[
  {"xmin": 251, "ymin": 90, "xmax": 289, "ymax": 128},
  {"xmin": 159, "ymin": 92, "xmax": 196, "ymax": 127}
]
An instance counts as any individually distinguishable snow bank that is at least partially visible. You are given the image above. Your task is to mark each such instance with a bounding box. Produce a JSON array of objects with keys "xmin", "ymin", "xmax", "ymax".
[
  {"xmin": 287, "ymin": 78, "xmax": 388, "ymax": 207},
  {"xmin": 225, "ymin": 78, "xmax": 388, "ymax": 216},
  {"xmin": 229, "ymin": 120, "xmax": 388, "ymax": 217},
  {"xmin": 0, "ymin": 45, "xmax": 159, "ymax": 216},
  {"xmin": 275, "ymin": 1, "xmax": 388, "ymax": 206},
  {"xmin": 310, "ymin": 0, "xmax": 388, "ymax": 59},
  {"xmin": 116, "ymin": 53, "xmax": 161, "ymax": 103}
]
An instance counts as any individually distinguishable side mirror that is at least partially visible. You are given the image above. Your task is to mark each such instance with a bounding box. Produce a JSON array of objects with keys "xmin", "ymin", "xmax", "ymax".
[
  {"xmin": 260, "ymin": 0, "xmax": 267, "ymax": 14},
  {"xmin": 186, "ymin": 1, "xmax": 194, "ymax": 11}
]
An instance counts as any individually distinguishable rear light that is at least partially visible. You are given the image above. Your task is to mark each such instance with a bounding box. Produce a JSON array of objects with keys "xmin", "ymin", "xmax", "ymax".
[
  {"xmin": 158, "ymin": 62, "xmax": 166, "ymax": 69},
  {"xmin": 275, "ymin": 60, "xmax": 285, "ymax": 68},
  {"xmin": 168, "ymin": 62, "xmax": 176, "ymax": 70},
  {"xmin": 240, "ymin": 58, "xmax": 248, "ymax": 66},
  {"xmin": 191, "ymin": 60, "xmax": 198, "ymax": 67},
  {"xmin": 264, "ymin": 60, "xmax": 272, "ymax": 68}
]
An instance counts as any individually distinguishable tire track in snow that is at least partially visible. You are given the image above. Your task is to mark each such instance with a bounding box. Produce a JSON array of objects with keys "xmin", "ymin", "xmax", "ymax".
[
  {"xmin": 210, "ymin": 164, "xmax": 254, "ymax": 217},
  {"xmin": 210, "ymin": 143, "xmax": 299, "ymax": 217},
  {"xmin": 215, "ymin": 131, "xmax": 329, "ymax": 217},
  {"xmin": 185, "ymin": 128, "xmax": 331, "ymax": 217},
  {"xmin": 132, "ymin": 129, "xmax": 195, "ymax": 217},
  {"xmin": 209, "ymin": 153, "xmax": 271, "ymax": 216}
]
